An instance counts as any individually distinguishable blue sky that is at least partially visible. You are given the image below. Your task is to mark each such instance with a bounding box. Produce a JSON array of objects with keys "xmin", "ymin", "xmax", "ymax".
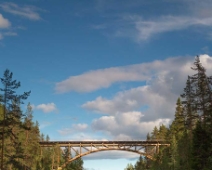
[{"xmin": 1, "ymin": 0, "xmax": 212, "ymax": 169}]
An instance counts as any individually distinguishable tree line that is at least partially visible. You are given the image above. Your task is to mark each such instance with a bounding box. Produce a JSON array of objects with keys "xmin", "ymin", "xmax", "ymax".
[
  {"xmin": 1, "ymin": 56, "xmax": 212, "ymax": 170},
  {"xmin": 125, "ymin": 56, "xmax": 212, "ymax": 170},
  {"xmin": 0, "ymin": 69, "xmax": 84, "ymax": 170}
]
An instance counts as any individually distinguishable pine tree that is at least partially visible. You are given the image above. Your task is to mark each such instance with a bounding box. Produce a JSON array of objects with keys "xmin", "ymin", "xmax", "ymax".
[
  {"xmin": 181, "ymin": 76, "xmax": 198, "ymax": 133},
  {"xmin": 0, "ymin": 69, "xmax": 30, "ymax": 170}
]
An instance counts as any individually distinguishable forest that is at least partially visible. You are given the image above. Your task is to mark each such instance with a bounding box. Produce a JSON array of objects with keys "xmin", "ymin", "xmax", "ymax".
[
  {"xmin": 0, "ymin": 70, "xmax": 83, "ymax": 170},
  {"xmin": 1, "ymin": 56, "xmax": 212, "ymax": 170},
  {"xmin": 125, "ymin": 56, "xmax": 212, "ymax": 170}
]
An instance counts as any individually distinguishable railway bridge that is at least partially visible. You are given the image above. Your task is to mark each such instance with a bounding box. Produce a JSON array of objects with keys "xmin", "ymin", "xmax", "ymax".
[{"xmin": 39, "ymin": 140, "xmax": 170, "ymax": 169}]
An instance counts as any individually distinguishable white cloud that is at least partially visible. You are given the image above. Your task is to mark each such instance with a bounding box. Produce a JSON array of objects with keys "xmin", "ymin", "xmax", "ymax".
[
  {"xmin": 90, "ymin": 0, "xmax": 212, "ymax": 42},
  {"xmin": 36, "ymin": 103, "xmax": 58, "ymax": 113},
  {"xmin": 0, "ymin": 2, "xmax": 42, "ymax": 20},
  {"xmin": 92, "ymin": 112, "xmax": 170, "ymax": 140},
  {"xmin": 55, "ymin": 56, "xmax": 194, "ymax": 93},
  {"xmin": 73, "ymin": 123, "xmax": 88, "ymax": 131},
  {"xmin": 135, "ymin": 16, "xmax": 195, "ymax": 40},
  {"xmin": 116, "ymin": 15, "xmax": 212, "ymax": 41},
  {"xmin": 0, "ymin": 14, "xmax": 11, "ymax": 28},
  {"xmin": 58, "ymin": 123, "xmax": 88, "ymax": 135},
  {"xmin": 80, "ymin": 55, "xmax": 212, "ymax": 139},
  {"xmin": 82, "ymin": 86, "xmax": 168, "ymax": 117},
  {"xmin": 82, "ymin": 55, "xmax": 212, "ymax": 119},
  {"xmin": 56, "ymin": 55, "xmax": 212, "ymax": 140},
  {"xmin": 55, "ymin": 67, "xmax": 146, "ymax": 93}
]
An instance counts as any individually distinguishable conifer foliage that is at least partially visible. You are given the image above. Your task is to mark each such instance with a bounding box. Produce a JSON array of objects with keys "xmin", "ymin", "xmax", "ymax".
[
  {"xmin": 0, "ymin": 69, "xmax": 85, "ymax": 170},
  {"xmin": 125, "ymin": 56, "xmax": 212, "ymax": 170},
  {"xmin": 0, "ymin": 69, "xmax": 31, "ymax": 170}
]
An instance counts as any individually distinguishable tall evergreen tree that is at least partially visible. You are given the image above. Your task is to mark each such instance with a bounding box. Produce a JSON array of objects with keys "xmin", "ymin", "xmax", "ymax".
[
  {"xmin": 128, "ymin": 56, "xmax": 212, "ymax": 170},
  {"xmin": 151, "ymin": 126, "xmax": 159, "ymax": 140},
  {"xmin": 134, "ymin": 156, "xmax": 147, "ymax": 170},
  {"xmin": 179, "ymin": 56, "xmax": 212, "ymax": 169},
  {"xmin": 170, "ymin": 98, "xmax": 185, "ymax": 140},
  {"xmin": 158, "ymin": 124, "xmax": 168, "ymax": 140},
  {"xmin": 192, "ymin": 121, "xmax": 211, "ymax": 170},
  {"xmin": 0, "ymin": 69, "xmax": 30, "ymax": 170}
]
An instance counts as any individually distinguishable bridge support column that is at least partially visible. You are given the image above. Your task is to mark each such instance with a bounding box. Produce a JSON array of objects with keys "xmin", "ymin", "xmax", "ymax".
[{"xmin": 156, "ymin": 143, "xmax": 159, "ymax": 154}]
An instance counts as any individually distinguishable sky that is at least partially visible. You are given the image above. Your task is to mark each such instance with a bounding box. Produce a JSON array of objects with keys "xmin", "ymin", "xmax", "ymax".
[{"xmin": 1, "ymin": 0, "xmax": 212, "ymax": 169}]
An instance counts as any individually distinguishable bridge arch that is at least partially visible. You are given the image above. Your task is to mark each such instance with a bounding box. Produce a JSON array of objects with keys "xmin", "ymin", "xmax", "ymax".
[{"xmin": 62, "ymin": 148, "xmax": 153, "ymax": 167}]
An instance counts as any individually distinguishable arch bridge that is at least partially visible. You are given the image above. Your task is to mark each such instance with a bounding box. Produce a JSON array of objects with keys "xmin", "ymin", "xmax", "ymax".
[{"xmin": 39, "ymin": 140, "xmax": 170, "ymax": 169}]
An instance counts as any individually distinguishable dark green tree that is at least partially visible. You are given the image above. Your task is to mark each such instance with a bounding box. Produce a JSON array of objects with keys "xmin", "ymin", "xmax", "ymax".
[
  {"xmin": 134, "ymin": 156, "xmax": 147, "ymax": 170},
  {"xmin": 170, "ymin": 98, "xmax": 185, "ymax": 140},
  {"xmin": 158, "ymin": 124, "xmax": 168, "ymax": 140},
  {"xmin": 192, "ymin": 121, "xmax": 211, "ymax": 170},
  {"xmin": 181, "ymin": 56, "xmax": 212, "ymax": 169},
  {"xmin": 0, "ymin": 69, "xmax": 30, "ymax": 170},
  {"xmin": 151, "ymin": 126, "xmax": 159, "ymax": 140}
]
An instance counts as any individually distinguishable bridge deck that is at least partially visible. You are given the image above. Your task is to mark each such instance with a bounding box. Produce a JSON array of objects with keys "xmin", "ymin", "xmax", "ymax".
[{"xmin": 39, "ymin": 140, "xmax": 170, "ymax": 147}]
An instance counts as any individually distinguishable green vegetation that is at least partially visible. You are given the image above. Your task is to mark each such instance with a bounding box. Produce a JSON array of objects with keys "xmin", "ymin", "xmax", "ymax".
[
  {"xmin": 1, "ymin": 56, "xmax": 212, "ymax": 170},
  {"xmin": 0, "ymin": 69, "xmax": 84, "ymax": 170},
  {"xmin": 125, "ymin": 56, "xmax": 212, "ymax": 169}
]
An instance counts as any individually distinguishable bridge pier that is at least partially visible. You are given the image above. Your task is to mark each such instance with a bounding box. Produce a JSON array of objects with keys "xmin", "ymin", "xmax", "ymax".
[{"xmin": 156, "ymin": 143, "xmax": 160, "ymax": 154}]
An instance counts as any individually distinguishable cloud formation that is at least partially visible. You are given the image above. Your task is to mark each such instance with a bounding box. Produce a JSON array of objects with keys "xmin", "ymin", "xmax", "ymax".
[
  {"xmin": 132, "ymin": 16, "xmax": 212, "ymax": 41},
  {"xmin": 0, "ymin": 2, "xmax": 42, "ymax": 20},
  {"xmin": 35, "ymin": 103, "xmax": 58, "ymax": 113},
  {"xmin": 91, "ymin": 111, "xmax": 170, "ymax": 140},
  {"xmin": 55, "ymin": 67, "xmax": 147, "ymax": 93},
  {"xmin": 56, "ymin": 56, "xmax": 193, "ymax": 93},
  {"xmin": 80, "ymin": 55, "xmax": 212, "ymax": 139},
  {"xmin": 89, "ymin": 0, "xmax": 212, "ymax": 42},
  {"xmin": 0, "ymin": 14, "xmax": 11, "ymax": 28},
  {"xmin": 58, "ymin": 123, "xmax": 88, "ymax": 135}
]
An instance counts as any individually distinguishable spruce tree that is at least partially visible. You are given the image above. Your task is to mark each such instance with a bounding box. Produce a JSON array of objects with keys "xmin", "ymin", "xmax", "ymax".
[
  {"xmin": 180, "ymin": 56, "xmax": 212, "ymax": 169},
  {"xmin": 170, "ymin": 98, "xmax": 185, "ymax": 140},
  {"xmin": 192, "ymin": 121, "xmax": 211, "ymax": 169}
]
